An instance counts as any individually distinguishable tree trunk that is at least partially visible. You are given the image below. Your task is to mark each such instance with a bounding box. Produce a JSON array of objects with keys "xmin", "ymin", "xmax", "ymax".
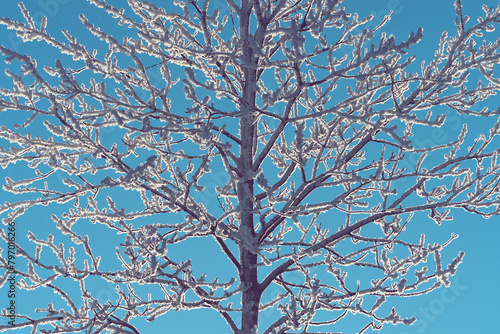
[
  {"xmin": 238, "ymin": 2, "xmax": 261, "ymax": 332},
  {"xmin": 238, "ymin": 77, "xmax": 260, "ymax": 332},
  {"xmin": 240, "ymin": 245, "xmax": 260, "ymax": 333},
  {"xmin": 238, "ymin": 124, "xmax": 260, "ymax": 333}
]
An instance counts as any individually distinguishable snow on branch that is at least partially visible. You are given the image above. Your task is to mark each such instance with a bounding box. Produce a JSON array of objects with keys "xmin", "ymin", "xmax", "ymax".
[{"xmin": 0, "ymin": 1, "xmax": 499, "ymax": 333}]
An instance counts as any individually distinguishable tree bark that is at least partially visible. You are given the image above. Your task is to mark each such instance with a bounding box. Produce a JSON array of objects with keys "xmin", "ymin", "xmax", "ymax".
[
  {"xmin": 238, "ymin": 2, "xmax": 261, "ymax": 332},
  {"xmin": 239, "ymin": 243, "xmax": 261, "ymax": 333},
  {"xmin": 238, "ymin": 112, "xmax": 261, "ymax": 334}
]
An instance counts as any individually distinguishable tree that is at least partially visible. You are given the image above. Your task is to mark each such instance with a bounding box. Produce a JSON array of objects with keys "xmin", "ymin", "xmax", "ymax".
[{"xmin": 0, "ymin": 0, "xmax": 499, "ymax": 333}]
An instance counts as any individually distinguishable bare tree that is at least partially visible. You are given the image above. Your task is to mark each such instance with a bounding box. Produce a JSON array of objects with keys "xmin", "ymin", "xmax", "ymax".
[{"xmin": 0, "ymin": 0, "xmax": 499, "ymax": 333}]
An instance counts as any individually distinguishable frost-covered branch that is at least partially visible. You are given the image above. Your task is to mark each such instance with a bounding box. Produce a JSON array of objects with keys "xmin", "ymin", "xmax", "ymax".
[{"xmin": 1, "ymin": 0, "xmax": 499, "ymax": 333}]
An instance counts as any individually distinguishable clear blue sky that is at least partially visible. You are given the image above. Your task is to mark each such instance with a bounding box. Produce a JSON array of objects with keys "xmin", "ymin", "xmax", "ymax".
[{"xmin": 0, "ymin": 0, "xmax": 499, "ymax": 333}]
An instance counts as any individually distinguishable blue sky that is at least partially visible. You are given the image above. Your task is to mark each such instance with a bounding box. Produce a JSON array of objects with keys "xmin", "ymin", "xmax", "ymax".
[{"xmin": 0, "ymin": 0, "xmax": 499, "ymax": 333}]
